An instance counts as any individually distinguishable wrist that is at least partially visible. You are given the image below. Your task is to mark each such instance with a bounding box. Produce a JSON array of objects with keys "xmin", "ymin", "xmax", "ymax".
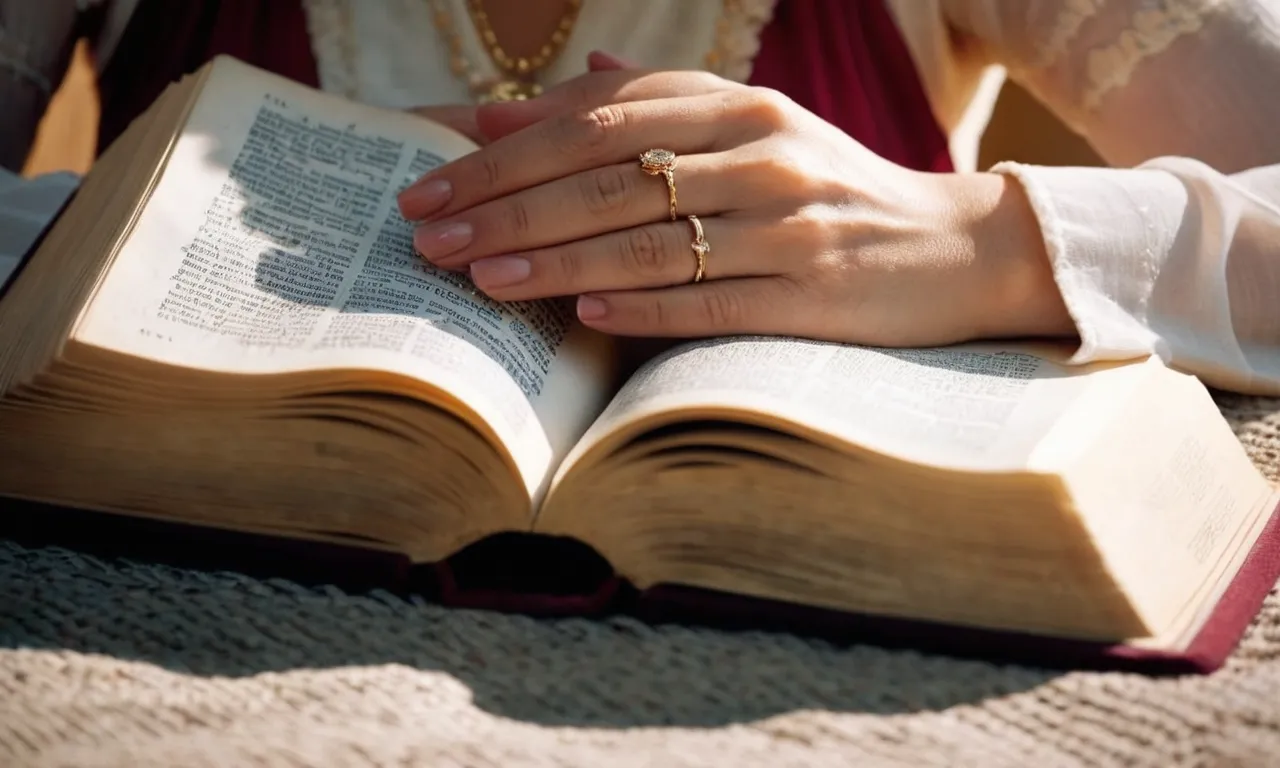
[{"xmin": 939, "ymin": 170, "xmax": 1076, "ymax": 341}]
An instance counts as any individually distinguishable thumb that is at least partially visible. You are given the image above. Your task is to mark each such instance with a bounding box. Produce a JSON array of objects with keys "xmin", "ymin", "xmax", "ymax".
[{"xmin": 587, "ymin": 50, "xmax": 640, "ymax": 71}]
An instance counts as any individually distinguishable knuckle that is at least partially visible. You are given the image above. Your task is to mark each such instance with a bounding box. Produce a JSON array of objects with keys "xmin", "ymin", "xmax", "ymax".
[
  {"xmin": 502, "ymin": 198, "xmax": 532, "ymax": 237},
  {"xmin": 619, "ymin": 226, "xmax": 670, "ymax": 276},
  {"xmin": 562, "ymin": 104, "xmax": 627, "ymax": 155},
  {"xmin": 565, "ymin": 79, "xmax": 595, "ymax": 107},
  {"xmin": 581, "ymin": 166, "xmax": 633, "ymax": 216},
  {"xmin": 481, "ymin": 153, "xmax": 503, "ymax": 189},
  {"xmin": 700, "ymin": 287, "xmax": 743, "ymax": 329},
  {"xmin": 772, "ymin": 153, "xmax": 817, "ymax": 190},
  {"xmin": 774, "ymin": 273, "xmax": 814, "ymax": 302},
  {"xmin": 743, "ymin": 149, "xmax": 823, "ymax": 198},
  {"xmin": 779, "ymin": 213, "xmax": 837, "ymax": 275},
  {"xmin": 743, "ymin": 86, "xmax": 794, "ymax": 128},
  {"xmin": 554, "ymin": 248, "xmax": 583, "ymax": 286},
  {"xmin": 800, "ymin": 249, "xmax": 843, "ymax": 284},
  {"xmin": 639, "ymin": 296, "xmax": 667, "ymax": 331}
]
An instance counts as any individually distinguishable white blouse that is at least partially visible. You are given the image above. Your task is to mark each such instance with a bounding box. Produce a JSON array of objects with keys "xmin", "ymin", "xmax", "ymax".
[{"xmin": 2, "ymin": 0, "xmax": 1278, "ymax": 394}]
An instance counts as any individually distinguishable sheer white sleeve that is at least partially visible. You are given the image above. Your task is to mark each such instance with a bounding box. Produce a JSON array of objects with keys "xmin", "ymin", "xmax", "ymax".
[{"xmin": 934, "ymin": 0, "xmax": 1280, "ymax": 395}]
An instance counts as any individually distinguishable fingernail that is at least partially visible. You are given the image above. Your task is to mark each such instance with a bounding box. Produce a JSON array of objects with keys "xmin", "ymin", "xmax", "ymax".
[
  {"xmin": 577, "ymin": 295, "xmax": 608, "ymax": 321},
  {"xmin": 398, "ymin": 179, "xmax": 452, "ymax": 218},
  {"xmin": 414, "ymin": 222, "xmax": 472, "ymax": 260},
  {"xmin": 470, "ymin": 255, "xmax": 531, "ymax": 289}
]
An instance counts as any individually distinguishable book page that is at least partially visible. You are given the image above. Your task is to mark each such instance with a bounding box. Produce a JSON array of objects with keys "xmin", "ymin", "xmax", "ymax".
[
  {"xmin": 71, "ymin": 57, "xmax": 615, "ymax": 501},
  {"xmin": 1047, "ymin": 372, "xmax": 1277, "ymax": 641},
  {"xmin": 566, "ymin": 336, "xmax": 1129, "ymax": 471}
]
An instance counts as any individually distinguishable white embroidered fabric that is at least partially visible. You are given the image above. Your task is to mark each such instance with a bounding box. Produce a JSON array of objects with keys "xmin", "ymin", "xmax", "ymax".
[{"xmin": 928, "ymin": 0, "xmax": 1280, "ymax": 393}]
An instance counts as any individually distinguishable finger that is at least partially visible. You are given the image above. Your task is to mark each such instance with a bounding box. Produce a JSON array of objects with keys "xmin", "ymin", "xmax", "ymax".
[
  {"xmin": 400, "ymin": 92, "xmax": 746, "ymax": 222},
  {"xmin": 586, "ymin": 50, "xmax": 640, "ymax": 71},
  {"xmin": 475, "ymin": 67, "xmax": 738, "ymax": 141},
  {"xmin": 574, "ymin": 277, "xmax": 817, "ymax": 338},
  {"xmin": 469, "ymin": 217, "xmax": 774, "ymax": 301},
  {"xmin": 406, "ymin": 105, "xmax": 486, "ymax": 144},
  {"xmin": 534, "ymin": 67, "xmax": 744, "ymax": 111},
  {"xmin": 413, "ymin": 152, "xmax": 739, "ymax": 268}
]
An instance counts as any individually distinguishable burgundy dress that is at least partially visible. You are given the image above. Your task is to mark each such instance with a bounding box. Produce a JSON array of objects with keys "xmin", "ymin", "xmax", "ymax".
[{"xmin": 95, "ymin": 0, "xmax": 953, "ymax": 173}]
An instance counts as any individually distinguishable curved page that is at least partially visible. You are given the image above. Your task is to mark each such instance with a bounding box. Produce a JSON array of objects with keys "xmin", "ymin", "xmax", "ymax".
[
  {"xmin": 558, "ymin": 336, "xmax": 1144, "ymax": 476},
  {"xmin": 71, "ymin": 58, "xmax": 615, "ymax": 502}
]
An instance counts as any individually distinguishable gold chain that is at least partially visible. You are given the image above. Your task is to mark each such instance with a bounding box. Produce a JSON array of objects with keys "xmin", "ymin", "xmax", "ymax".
[
  {"xmin": 426, "ymin": 0, "xmax": 583, "ymax": 102},
  {"xmin": 426, "ymin": 0, "xmax": 743, "ymax": 103},
  {"xmin": 469, "ymin": 0, "xmax": 582, "ymax": 77}
]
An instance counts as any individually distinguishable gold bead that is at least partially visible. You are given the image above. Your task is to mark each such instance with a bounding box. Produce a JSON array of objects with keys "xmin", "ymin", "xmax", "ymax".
[{"xmin": 436, "ymin": 0, "xmax": 581, "ymax": 98}]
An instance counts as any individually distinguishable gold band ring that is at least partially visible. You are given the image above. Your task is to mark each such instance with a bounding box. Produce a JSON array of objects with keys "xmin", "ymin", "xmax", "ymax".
[
  {"xmin": 686, "ymin": 214, "xmax": 709, "ymax": 283},
  {"xmin": 639, "ymin": 148, "xmax": 678, "ymax": 221}
]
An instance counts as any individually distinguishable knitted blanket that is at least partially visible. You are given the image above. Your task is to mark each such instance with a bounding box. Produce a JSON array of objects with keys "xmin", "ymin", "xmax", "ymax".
[{"xmin": 3, "ymin": 392, "xmax": 1279, "ymax": 768}]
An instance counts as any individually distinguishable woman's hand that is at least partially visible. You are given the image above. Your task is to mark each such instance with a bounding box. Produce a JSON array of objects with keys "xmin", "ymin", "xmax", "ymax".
[{"xmin": 397, "ymin": 68, "xmax": 1074, "ymax": 347}]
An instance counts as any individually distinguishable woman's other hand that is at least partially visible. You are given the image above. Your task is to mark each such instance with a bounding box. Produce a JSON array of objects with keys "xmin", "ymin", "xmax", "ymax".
[
  {"xmin": 404, "ymin": 105, "xmax": 488, "ymax": 145},
  {"xmin": 397, "ymin": 67, "xmax": 1075, "ymax": 347}
]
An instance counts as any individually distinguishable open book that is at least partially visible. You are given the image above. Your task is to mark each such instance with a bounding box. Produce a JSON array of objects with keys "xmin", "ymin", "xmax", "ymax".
[{"xmin": 1, "ymin": 57, "xmax": 1277, "ymax": 673}]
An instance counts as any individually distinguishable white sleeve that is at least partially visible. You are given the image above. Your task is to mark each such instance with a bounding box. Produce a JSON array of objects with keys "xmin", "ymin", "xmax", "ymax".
[
  {"xmin": 0, "ymin": 167, "xmax": 78, "ymax": 289},
  {"xmin": 934, "ymin": 0, "xmax": 1280, "ymax": 394},
  {"xmin": 994, "ymin": 159, "xmax": 1280, "ymax": 396}
]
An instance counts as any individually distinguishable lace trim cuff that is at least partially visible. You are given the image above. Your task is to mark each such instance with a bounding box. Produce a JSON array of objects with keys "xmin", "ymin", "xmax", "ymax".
[
  {"xmin": 1028, "ymin": 0, "xmax": 1226, "ymax": 112},
  {"xmin": 1081, "ymin": 0, "xmax": 1225, "ymax": 109}
]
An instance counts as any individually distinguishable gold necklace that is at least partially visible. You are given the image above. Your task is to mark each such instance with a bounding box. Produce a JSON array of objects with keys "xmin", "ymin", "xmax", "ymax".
[{"xmin": 427, "ymin": 0, "xmax": 583, "ymax": 103}]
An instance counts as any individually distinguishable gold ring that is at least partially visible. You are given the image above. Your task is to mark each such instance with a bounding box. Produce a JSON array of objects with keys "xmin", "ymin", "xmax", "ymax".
[
  {"xmin": 686, "ymin": 214, "xmax": 709, "ymax": 283},
  {"xmin": 639, "ymin": 148, "xmax": 678, "ymax": 221}
]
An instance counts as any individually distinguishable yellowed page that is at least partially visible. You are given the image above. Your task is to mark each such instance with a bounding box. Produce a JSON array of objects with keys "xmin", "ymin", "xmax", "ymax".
[
  {"xmin": 71, "ymin": 57, "xmax": 615, "ymax": 502},
  {"xmin": 560, "ymin": 336, "xmax": 1113, "ymax": 475},
  {"xmin": 1040, "ymin": 366, "xmax": 1277, "ymax": 640}
]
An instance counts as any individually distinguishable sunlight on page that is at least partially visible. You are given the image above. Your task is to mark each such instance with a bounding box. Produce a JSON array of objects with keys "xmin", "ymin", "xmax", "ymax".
[
  {"xmin": 568, "ymin": 336, "xmax": 1123, "ymax": 472},
  {"xmin": 70, "ymin": 58, "xmax": 614, "ymax": 501}
]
